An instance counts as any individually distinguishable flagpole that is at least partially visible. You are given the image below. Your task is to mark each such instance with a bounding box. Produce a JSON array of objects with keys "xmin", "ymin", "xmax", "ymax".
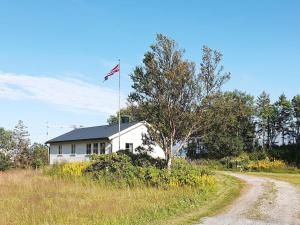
[{"xmin": 118, "ymin": 59, "xmax": 121, "ymax": 150}]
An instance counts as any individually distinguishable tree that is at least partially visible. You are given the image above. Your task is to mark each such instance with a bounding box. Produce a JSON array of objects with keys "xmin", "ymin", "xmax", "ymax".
[
  {"xmin": 292, "ymin": 95, "xmax": 300, "ymax": 144},
  {"xmin": 0, "ymin": 152, "xmax": 12, "ymax": 171},
  {"xmin": 0, "ymin": 127, "xmax": 15, "ymax": 155},
  {"xmin": 256, "ymin": 91, "xmax": 272, "ymax": 149},
  {"xmin": 12, "ymin": 120, "xmax": 31, "ymax": 168},
  {"xmin": 128, "ymin": 34, "xmax": 230, "ymax": 169},
  {"xmin": 275, "ymin": 94, "xmax": 292, "ymax": 145},
  {"xmin": 30, "ymin": 143, "xmax": 49, "ymax": 169},
  {"xmin": 107, "ymin": 106, "xmax": 138, "ymax": 125},
  {"xmin": 191, "ymin": 91, "xmax": 255, "ymax": 158}
]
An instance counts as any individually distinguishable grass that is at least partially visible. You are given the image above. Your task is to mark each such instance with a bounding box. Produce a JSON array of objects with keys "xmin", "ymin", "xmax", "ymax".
[
  {"xmin": 247, "ymin": 172, "xmax": 300, "ymax": 187},
  {"xmin": 0, "ymin": 170, "xmax": 243, "ymax": 225}
]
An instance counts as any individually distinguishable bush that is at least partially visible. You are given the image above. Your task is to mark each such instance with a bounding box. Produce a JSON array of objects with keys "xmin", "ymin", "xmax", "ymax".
[
  {"xmin": 85, "ymin": 153, "xmax": 215, "ymax": 188},
  {"xmin": 46, "ymin": 152, "xmax": 216, "ymax": 189},
  {"xmin": 0, "ymin": 152, "xmax": 12, "ymax": 171},
  {"xmin": 246, "ymin": 159, "xmax": 286, "ymax": 171},
  {"xmin": 191, "ymin": 159, "xmax": 224, "ymax": 170},
  {"xmin": 268, "ymin": 144, "xmax": 300, "ymax": 167},
  {"xmin": 45, "ymin": 161, "xmax": 90, "ymax": 177},
  {"xmin": 219, "ymin": 152, "xmax": 250, "ymax": 169}
]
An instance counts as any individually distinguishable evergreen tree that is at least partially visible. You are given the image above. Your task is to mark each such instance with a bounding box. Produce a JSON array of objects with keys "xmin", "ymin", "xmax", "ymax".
[
  {"xmin": 292, "ymin": 95, "xmax": 300, "ymax": 144},
  {"xmin": 12, "ymin": 120, "xmax": 31, "ymax": 168},
  {"xmin": 256, "ymin": 91, "xmax": 271, "ymax": 148},
  {"xmin": 275, "ymin": 94, "xmax": 292, "ymax": 145}
]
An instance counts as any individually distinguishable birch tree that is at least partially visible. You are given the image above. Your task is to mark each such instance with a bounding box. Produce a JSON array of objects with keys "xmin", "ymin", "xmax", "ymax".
[{"xmin": 128, "ymin": 34, "xmax": 230, "ymax": 169}]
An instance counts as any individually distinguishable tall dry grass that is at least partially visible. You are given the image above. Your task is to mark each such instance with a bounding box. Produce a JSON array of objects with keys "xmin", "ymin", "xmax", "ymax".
[{"xmin": 0, "ymin": 170, "xmax": 219, "ymax": 225}]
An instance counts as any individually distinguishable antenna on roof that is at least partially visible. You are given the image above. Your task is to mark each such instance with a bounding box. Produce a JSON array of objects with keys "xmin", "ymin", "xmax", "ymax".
[{"xmin": 45, "ymin": 122, "xmax": 84, "ymax": 141}]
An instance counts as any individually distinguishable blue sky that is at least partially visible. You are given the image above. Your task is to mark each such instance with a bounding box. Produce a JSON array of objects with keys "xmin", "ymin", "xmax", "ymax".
[{"xmin": 1, "ymin": 0, "xmax": 300, "ymax": 143}]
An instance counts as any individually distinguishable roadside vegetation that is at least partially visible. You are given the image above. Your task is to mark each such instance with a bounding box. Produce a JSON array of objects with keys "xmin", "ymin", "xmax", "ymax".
[{"xmin": 0, "ymin": 160, "xmax": 242, "ymax": 225}]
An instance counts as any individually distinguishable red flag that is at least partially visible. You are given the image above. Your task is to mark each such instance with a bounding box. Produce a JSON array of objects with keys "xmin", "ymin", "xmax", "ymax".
[{"xmin": 104, "ymin": 64, "xmax": 120, "ymax": 81}]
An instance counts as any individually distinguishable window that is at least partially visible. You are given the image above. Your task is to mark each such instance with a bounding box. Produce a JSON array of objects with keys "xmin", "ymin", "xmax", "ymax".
[
  {"xmin": 100, "ymin": 143, "xmax": 105, "ymax": 154},
  {"xmin": 93, "ymin": 143, "xmax": 99, "ymax": 154},
  {"xmin": 71, "ymin": 144, "xmax": 76, "ymax": 155},
  {"xmin": 86, "ymin": 144, "xmax": 91, "ymax": 154},
  {"xmin": 125, "ymin": 143, "xmax": 133, "ymax": 152},
  {"xmin": 58, "ymin": 145, "xmax": 62, "ymax": 155}
]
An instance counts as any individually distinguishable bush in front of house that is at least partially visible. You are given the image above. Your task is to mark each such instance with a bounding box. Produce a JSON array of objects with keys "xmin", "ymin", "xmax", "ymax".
[
  {"xmin": 44, "ymin": 151, "xmax": 215, "ymax": 189},
  {"xmin": 44, "ymin": 161, "xmax": 90, "ymax": 177},
  {"xmin": 0, "ymin": 152, "xmax": 12, "ymax": 171},
  {"xmin": 84, "ymin": 153, "xmax": 215, "ymax": 188}
]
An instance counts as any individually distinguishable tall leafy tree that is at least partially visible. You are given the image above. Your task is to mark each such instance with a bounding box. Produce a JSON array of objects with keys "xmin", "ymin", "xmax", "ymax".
[
  {"xmin": 128, "ymin": 34, "xmax": 230, "ymax": 168},
  {"xmin": 30, "ymin": 143, "xmax": 49, "ymax": 169},
  {"xmin": 0, "ymin": 127, "xmax": 14, "ymax": 155},
  {"xmin": 193, "ymin": 91, "xmax": 255, "ymax": 158}
]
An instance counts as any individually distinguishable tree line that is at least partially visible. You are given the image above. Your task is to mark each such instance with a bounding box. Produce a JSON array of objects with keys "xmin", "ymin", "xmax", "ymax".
[{"xmin": 0, "ymin": 120, "xmax": 48, "ymax": 171}]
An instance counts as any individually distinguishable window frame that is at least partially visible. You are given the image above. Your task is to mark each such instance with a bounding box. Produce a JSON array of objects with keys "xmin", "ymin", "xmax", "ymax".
[
  {"xmin": 86, "ymin": 143, "xmax": 92, "ymax": 155},
  {"xmin": 125, "ymin": 143, "xmax": 133, "ymax": 152},
  {"xmin": 93, "ymin": 143, "xmax": 99, "ymax": 154},
  {"xmin": 100, "ymin": 143, "xmax": 105, "ymax": 154},
  {"xmin": 58, "ymin": 145, "xmax": 62, "ymax": 155},
  {"xmin": 71, "ymin": 144, "xmax": 76, "ymax": 155}
]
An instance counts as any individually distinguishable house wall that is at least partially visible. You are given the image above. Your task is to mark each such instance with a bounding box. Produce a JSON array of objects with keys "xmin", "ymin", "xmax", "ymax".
[
  {"xmin": 49, "ymin": 123, "xmax": 165, "ymax": 164},
  {"xmin": 110, "ymin": 123, "xmax": 165, "ymax": 159},
  {"xmin": 49, "ymin": 140, "xmax": 111, "ymax": 164}
]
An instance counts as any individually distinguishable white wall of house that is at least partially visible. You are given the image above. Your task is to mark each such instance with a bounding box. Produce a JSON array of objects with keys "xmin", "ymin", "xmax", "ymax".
[
  {"xmin": 49, "ymin": 140, "xmax": 111, "ymax": 164},
  {"xmin": 110, "ymin": 123, "xmax": 165, "ymax": 159},
  {"xmin": 48, "ymin": 122, "xmax": 165, "ymax": 164}
]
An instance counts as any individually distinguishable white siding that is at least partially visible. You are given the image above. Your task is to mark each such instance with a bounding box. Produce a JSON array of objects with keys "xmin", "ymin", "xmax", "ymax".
[
  {"xmin": 49, "ymin": 140, "xmax": 111, "ymax": 164},
  {"xmin": 110, "ymin": 123, "xmax": 165, "ymax": 159}
]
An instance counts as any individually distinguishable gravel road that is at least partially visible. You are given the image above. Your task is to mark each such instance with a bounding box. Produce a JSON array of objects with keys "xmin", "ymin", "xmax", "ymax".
[{"xmin": 198, "ymin": 173, "xmax": 300, "ymax": 225}]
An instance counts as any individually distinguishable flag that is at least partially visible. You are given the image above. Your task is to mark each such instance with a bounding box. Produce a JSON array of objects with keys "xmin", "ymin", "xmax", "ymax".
[{"xmin": 104, "ymin": 64, "xmax": 120, "ymax": 81}]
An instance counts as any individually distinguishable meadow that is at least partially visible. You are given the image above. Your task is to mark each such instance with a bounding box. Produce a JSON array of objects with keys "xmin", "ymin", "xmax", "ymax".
[{"xmin": 0, "ymin": 170, "xmax": 242, "ymax": 225}]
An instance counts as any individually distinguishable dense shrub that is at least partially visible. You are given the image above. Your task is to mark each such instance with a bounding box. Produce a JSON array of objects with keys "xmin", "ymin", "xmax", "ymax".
[
  {"xmin": 85, "ymin": 153, "xmax": 215, "ymax": 188},
  {"xmin": 191, "ymin": 159, "xmax": 224, "ymax": 170},
  {"xmin": 245, "ymin": 160, "xmax": 286, "ymax": 171},
  {"xmin": 0, "ymin": 152, "xmax": 12, "ymax": 171},
  {"xmin": 45, "ymin": 152, "xmax": 216, "ymax": 189},
  {"xmin": 219, "ymin": 152, "xmax": 250, "ymax": 169},
  {"xmin": 44, "ymin": 161, "xmax": 90, "ymax": 177},
  {"xmin": 268, "ymin": 144, "xmax": 300, "ymax": 167}
]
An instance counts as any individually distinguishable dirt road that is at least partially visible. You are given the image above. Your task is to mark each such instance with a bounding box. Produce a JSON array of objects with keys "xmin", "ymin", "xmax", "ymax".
[{"xmin": 199, "ymin": 173, "xmax": 300, "ymax": 225}]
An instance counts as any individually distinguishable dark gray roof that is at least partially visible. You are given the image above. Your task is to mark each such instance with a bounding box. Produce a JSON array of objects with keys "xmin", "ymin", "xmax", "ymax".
[{"xmin": 46, "ymin": 122, "xmax": 139, "ymax": 143}]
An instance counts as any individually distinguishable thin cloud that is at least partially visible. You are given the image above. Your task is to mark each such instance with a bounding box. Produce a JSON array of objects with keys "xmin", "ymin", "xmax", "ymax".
[{"xmin": 0, "ymin": 72, "xmax": 126, "ymax": 115}]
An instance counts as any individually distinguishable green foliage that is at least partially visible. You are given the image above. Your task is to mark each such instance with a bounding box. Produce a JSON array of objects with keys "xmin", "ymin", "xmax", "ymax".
[
  {"xmin": 107, "ymin": 106, "xmax": 138, "ymax": 125},
  {"xmin": 268, "ymin": 144, "xmax": 300, "ymax": 167},
  {"xmin": 30, "ymin": 143, "xmax": 49, "ymax": 169},
  {"xmin": 128, "ymin": 34, "xmax": 230, "ymax": 168},
  {"xmin": 191, "ymin": 159, "xmax": 224, "ymax": 170},
  {"xmin": 0, "ymin": 152, "xmax": 12, "ymax": 171},
  {"xmin": 83, "ymin": 153, "xmax": 215, "ymax": 188},
  {"xmin": 219, "ymin": 152, "xmax": 250, "ymax": 169},
  {"xmin": 0, "ymin": 128, "xmax": 14, "ymax": 155},
  {"xmin": 189, "ymin": 91, "xmax": 255, "ymax": 159}
]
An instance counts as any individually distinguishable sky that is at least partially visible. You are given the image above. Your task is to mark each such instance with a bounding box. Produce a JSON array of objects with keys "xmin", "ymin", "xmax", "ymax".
[{"xmin": 0, "ymin": 0, "xmax": 300, "ymax": 143}]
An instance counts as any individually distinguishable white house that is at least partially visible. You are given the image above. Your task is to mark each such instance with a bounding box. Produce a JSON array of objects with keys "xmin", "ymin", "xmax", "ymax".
[{"xmin": 46, "ymin": 121, "xmax": 165, "ymax": 164}]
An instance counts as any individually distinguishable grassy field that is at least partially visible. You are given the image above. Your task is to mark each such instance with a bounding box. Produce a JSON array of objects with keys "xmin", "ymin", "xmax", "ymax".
[
  {"xmin": 247, "ymin": 172, "xmax": 300, "ymax": 187},
  {"xmin": 0, "ymin": 170, "xmax": 243, "ymax": 225}
]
